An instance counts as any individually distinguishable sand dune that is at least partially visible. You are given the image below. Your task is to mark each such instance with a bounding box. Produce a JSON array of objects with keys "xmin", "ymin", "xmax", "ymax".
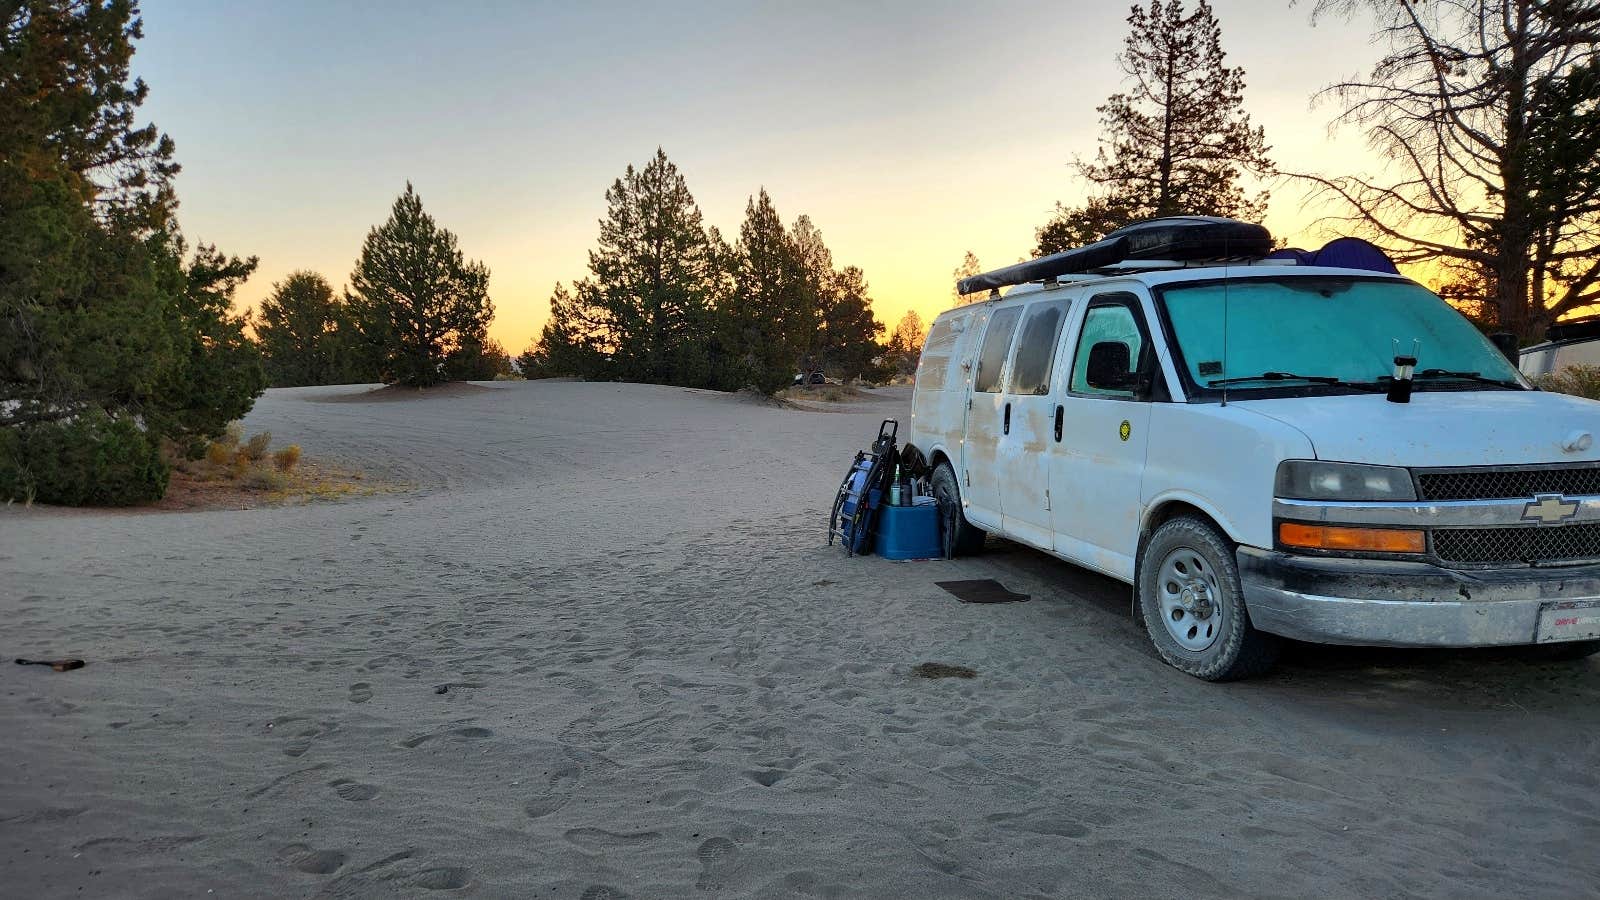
[{"xmin": 3, "ymin": 381, "xmax": 1599, "ymax": 898}]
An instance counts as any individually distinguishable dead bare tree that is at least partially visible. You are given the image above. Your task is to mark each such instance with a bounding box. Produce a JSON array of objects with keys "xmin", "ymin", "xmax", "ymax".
[{"xmin": 1296, "ymin": 0, "xmax": 1600, "ymax": 341}]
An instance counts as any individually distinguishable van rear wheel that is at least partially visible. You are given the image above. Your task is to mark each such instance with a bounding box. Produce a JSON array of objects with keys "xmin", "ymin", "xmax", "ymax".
[
  {"xmin": 930, "ymin": 461, "xmax": 985, "ymax": 557},
  {"xmin": 1137, "ymin": 516, "xmax": 1279, "ymax": 681}
]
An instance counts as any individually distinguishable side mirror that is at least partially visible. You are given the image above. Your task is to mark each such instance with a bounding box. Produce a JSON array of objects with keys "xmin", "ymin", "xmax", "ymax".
[
  {"xmin": 1085, "ymin": 341, "xmax": 1137, "ymax": 391},
  {"xmin": 1489, "ymin": 332, "xmax": 1520, "ymax": 365}
]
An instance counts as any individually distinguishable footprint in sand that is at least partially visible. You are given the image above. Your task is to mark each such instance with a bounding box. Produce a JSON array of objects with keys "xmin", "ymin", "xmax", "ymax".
[
  {"xmin": 329, "ymin": 779, "xmax": 380, "ymax": 801},
  {"xmin": 634, "ymin": 681, "xmax": 669, "ymax": 705},
  {"xmin": 410, "ymin": 867, "xmax": 472, "ymax": 890},
  {"xmin": 284, "ymin": 729, "xmax": 321, "ymax": 758},
  {"xmin": 348, "ymin": 683, "xmax": 373, "ymax": 704},
  {"xmin": 563, "ymin": 827, "xmax": 661, "ymax": 851},
  {"xmin": 277, "ymin": 843, "xmax": 347, "ymax": 875},
  {"xmin": 398, "ymin": 725, "xmax": 493, "ymax": 749},
  {"xmin": 278, "ymin": 720, "xmax": 337, "ymax": 758},
  {"xmin": 695, "ymin": 837, "xmax": 738, "ymax": 890},
  {"xmin": 524, "ymin": 763, "xmax": 581, "ymax": 819}
]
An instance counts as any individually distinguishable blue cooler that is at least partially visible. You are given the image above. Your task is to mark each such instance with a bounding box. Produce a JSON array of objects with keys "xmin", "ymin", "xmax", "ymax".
[{"xmin": 873, "ymin": 497, "xmax": 942, "ymax": 560}]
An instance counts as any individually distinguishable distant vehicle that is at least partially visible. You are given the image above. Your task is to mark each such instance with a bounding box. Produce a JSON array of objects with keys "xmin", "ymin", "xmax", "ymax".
[
  {"xmin": 793, "ymin": 372, "xmax": 827, "ymax": 385},
  {"xmin": 1520, "ymin": 316, "xmax": 1600, "ymax": 378},
  {"xmin": 905, "ymin": 216, "xmax": 1600, "ymax": 680}
]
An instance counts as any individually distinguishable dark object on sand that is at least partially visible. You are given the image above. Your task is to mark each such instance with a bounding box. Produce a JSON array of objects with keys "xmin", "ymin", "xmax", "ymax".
[
  {"xmin": 15, "ymin": 658, "xmax": 85, "ymax": 672},
  {"xmin": 935, "ymin": 579, "xmax": 1030, "ymax": 604},
  {"xmin": 829, "ymin": 419, "xmax": 899, "ymax": 556},
  {"xmin": 913, "ymin": 662, "xmax": 976, "ymax": 679},
  {"xmin": 434, "ymin": 684, "xmax": 449, "ymax": 694}
]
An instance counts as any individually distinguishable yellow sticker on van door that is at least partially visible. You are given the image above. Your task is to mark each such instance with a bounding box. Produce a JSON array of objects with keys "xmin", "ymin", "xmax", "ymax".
[{"xmin": 1119, "ymin": 420, "xmax": 1131, "ymax": 442}]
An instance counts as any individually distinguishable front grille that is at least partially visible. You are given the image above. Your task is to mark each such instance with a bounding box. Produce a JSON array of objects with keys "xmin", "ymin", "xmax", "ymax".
[
  {"xmin": 1415, "ymin": 463, "xmax": 1600, "ymax": 501},
  {"xmin": 1433, "ymin": 523, "xmax": 1600, "ymax": 565}
]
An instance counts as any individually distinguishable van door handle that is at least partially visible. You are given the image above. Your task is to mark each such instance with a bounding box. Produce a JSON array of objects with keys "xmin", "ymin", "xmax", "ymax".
[
  {"xmin": 1003, "ymin": 402, "xmax": 1011, "ymax": 435},
  {"xmin": 1054, "ymin": 404, "xmax": 1064, "ymax": 442}
]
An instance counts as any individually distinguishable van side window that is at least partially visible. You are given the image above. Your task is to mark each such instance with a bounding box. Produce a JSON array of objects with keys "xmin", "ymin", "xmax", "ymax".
[
  {"xmin": 915, "ymin": 315, "xmax": 965, "ymax": 391},
  {"xmin": 974, "ymin": 306, "xmax": 1022, "ymax": 393},
  {"xmin": 1070, "ymin": 302, "xmax": 1146, "ymax": 399},
  {"xmin": 1007, "ymin": 300, "xmax": 1069, "ymax": 395}
]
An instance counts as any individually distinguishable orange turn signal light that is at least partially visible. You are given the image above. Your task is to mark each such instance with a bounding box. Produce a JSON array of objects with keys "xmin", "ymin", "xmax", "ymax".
[{"xmin": 1278, "ymin": 522, "xmax": 1426, "ymax": 554}]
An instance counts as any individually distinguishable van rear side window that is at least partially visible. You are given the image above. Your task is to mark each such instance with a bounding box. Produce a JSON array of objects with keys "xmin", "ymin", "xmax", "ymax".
[
  {"xmin": 974, "ymin": 307, "xmax": 1022, "ymax": 393},
  {"xmin": 1008, "ymin": 301, "xmax": 1069, "ymax": 395},
  {"xmin": 915, "ymin": 316, "xmax": 965, "ymax": 391}
]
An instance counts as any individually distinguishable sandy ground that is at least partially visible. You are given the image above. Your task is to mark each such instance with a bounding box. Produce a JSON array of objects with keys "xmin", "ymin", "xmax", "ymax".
[{"xmin": 3, "ymin": 380, "xmax": 1599, "ymax": 899}]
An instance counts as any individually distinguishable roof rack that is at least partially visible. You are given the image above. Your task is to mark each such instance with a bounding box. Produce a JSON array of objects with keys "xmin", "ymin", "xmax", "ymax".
[
  {"xmin": 957, "ymin": 216, "xmax": 1273, "ymax": 295},
  {"xmin": 1093, "ymin": 257, "xmax": 1292, "ymax": 273}
]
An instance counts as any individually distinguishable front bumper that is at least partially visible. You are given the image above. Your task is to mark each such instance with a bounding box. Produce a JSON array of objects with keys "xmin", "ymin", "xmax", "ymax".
[{"xmin": 1237, "ymin": 546, "xmax": 1600, "ymax": 647}]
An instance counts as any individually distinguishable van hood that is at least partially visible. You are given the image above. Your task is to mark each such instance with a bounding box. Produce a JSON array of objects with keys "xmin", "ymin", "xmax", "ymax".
[{"xmin": 1232, "ymin": 390, "xmax": 1600, "ymax": 467}]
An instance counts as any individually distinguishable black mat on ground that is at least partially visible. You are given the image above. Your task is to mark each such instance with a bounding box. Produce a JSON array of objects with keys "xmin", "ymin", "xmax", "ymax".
[{"xmin": 935, "ymin": 579, "xmax": 1030, "ymax": 604}]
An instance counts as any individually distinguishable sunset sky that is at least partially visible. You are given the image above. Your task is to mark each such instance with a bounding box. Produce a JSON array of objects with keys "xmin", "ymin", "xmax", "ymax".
[{"xmin": 132, "ymin": 0, "xmax": 1392, "ymax": 351}]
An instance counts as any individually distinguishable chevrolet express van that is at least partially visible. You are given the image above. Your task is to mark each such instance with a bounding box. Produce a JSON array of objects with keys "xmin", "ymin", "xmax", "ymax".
[{"xmin": 906, "ymin": 218, "xmax": 1600, "ymax": 680}]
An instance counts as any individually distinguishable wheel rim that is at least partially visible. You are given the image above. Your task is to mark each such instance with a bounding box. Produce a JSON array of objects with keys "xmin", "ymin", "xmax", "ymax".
[
  {"xmin": 934, "ymin": 475, "xmax": 957, "ymax": 551},
  {"xmin": 1157, "ymin": 547, "xmax": 1224, "ymax": 652}
]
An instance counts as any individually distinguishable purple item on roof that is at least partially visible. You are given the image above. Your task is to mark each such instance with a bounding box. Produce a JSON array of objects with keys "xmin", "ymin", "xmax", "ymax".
[{"xmin": 1266, "ymin": 237, "xmax": 1398, "ymax": 274}]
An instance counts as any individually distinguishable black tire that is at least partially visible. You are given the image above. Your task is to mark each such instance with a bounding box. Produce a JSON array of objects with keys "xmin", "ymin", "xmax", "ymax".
[
  {"xmin": 1514, "ymin": 640, "xmax": 1600, "ymax": 662},
  {"xmin": 1137, "ymin": 516, "xmax": 1280, "ymax": 681},
  {"xmin": 930, "ymin": 460, "xmax": 985, "ymax": 557}
]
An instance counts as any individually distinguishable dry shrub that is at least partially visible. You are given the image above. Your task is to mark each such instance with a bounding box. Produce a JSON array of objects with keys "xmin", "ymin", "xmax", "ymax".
[
  {"xmin": 1535, "ymin": 365, "xmax": 1600, "ymax": 401},
  {"xmin": 205, "ymin": 441, "xmax": 232, "ymax": 465},
  {"xmin": 240, "ymin": 431, "xmax": 272, "ymax": 461},
  {"xmin": 242, "ymin": 468, "xmax": 289, "ymax": 491},
  {"xmin": 273, "ymin": 444, "xmax": 301, "ymax": 472},
  {"xmin": 218, "ymin": 422, "xmax": 243, "ymax": 448}
]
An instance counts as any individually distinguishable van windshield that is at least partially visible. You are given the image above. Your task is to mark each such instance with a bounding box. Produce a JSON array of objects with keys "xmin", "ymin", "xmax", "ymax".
[{"xmin": 1158, "ymin": 277, "xmax": 1525, "ymax": 395}]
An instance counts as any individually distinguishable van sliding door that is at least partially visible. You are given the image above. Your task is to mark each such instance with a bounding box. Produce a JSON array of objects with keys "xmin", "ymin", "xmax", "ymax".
[
  {"xmin": 998, "ymin": 298, "xmax": 1071, "ymax": 549},
  {"xmin": 960, "ymin": 305, "xmax": 1022, "ymax": 529}
]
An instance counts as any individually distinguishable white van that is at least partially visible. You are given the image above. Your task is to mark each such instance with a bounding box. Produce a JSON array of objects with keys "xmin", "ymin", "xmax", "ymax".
[
  {"xmin": 907, "ymin": 219, "xmax": 1600, "ymax": 680},
  {"xmin": 1520, "ymin": 316, "xmax": 1600, "ymax": 378}
]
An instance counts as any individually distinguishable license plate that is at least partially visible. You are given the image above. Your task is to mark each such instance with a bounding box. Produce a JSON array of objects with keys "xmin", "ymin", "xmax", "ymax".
[{"xmin": 1536, "ymin": 599, "xmax": 1600, "ymax": 643}]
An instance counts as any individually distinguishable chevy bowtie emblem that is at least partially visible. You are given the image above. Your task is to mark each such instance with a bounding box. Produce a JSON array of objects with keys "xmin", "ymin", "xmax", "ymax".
[{"xmin": 1522, "ymin": 493, "xmax": 1580, "ymax": 525}]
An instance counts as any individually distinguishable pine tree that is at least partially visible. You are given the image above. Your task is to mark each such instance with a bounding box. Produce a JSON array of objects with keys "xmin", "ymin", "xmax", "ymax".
[
  {"xmin": 789, "ymin": 215, "xmax": 884, "ymax": 383},
  {"xmin": 151, "ymin": 240, "xmax": 266, "ymax": 449},
  {"xmin": 524, "ymin": 283, "xmax": 609, "ymax": 379},
  {"xmin": 721, "ymin": 189, "xmax": 811, "ymax": 394},
  {"xmin": 822, "ymin": 266, "xmax": 885, "ymax": 381},
  {"xmin": 254, "ymin": 271, "xmax": 365, "ymax": 386},
  {"xmin": 585, "ymin": 149, "xmax": 718, "ymax": 385},
  {"xmin": 790, "ymin": 215, "xmax": 835, "ymax": 385},
  {"xmin": 532, "ymin": 150, "xmax": 721, "ymax": 386},
  {"xmin": 1, "ymin": 1, "xmax": 264, "ymax": 502},
  {"xmin": 347, "ymin": 183, "xmax": 495, "ymax": 387},
  {"xmin": 1037, "ymin": 1, "xmax": 1271, "ymax": 254},
  {"xmin": 446, "ymin": 335, "xmax": 511, "ymax": 380}
]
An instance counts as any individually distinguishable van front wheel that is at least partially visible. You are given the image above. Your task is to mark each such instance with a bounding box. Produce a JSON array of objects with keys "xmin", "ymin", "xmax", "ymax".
[
  {"xmin": 1137, "ymin": 516, "xmax": 1279, "ymax": 681},
  {"xmin": 930, "ymin": 461, "xmax": 985, "ymax": 557}
]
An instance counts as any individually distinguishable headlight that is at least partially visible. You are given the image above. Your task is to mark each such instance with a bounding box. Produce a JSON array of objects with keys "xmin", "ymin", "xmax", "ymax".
[{"xmin": 1274, "ymin": 460, "xmax": 1417, "ymax": 502}]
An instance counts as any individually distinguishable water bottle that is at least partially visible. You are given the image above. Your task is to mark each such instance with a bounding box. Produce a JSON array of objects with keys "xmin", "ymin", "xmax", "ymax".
[{"xmin": 889, "ymin": 465, "xmax": 903, "ymax": 506}]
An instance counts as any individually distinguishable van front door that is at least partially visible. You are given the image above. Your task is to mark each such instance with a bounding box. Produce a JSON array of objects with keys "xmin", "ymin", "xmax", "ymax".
[
  {"xmin": 1049, "ymin": 293, "xmax": 1155, "ymax": 580},
  {"xmin": 998, "ymin": 298, "xmax": 1072, "ymax": 549},
  {"xmin": 961, "ymin": 304, "xmax": 1022, "ymax": 530}
]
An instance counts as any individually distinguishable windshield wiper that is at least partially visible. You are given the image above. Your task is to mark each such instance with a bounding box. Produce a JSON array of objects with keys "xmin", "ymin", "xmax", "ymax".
[
  {"xmin": 1379, "ymin": 368, "xmax": 1522, "ymax": 389},
  {"xmin": 1207, "ymin": 372, "xmax": 1380, "ymax": 391}
]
